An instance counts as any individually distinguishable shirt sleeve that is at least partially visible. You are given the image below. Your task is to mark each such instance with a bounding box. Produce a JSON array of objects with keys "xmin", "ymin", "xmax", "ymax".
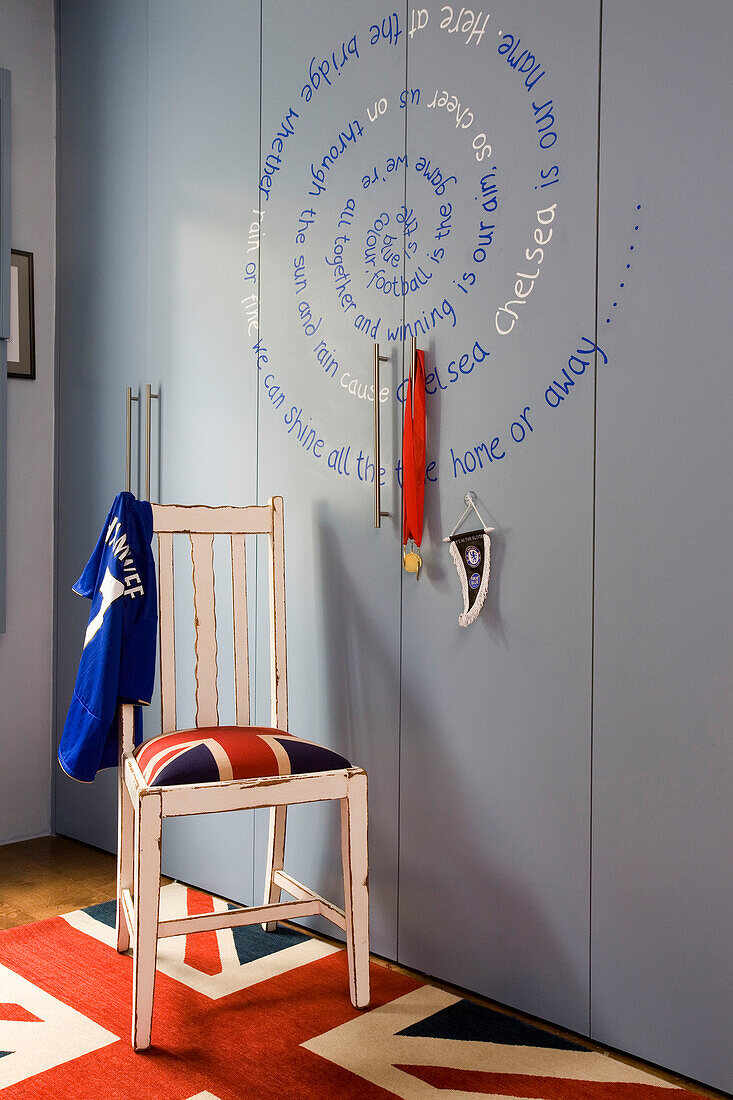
[{"xmin": 72, "ymin": 492, "xmax": 127, "ymax": 598}]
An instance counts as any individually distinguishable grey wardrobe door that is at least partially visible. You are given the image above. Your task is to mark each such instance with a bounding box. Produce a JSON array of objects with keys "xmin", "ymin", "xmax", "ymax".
[
  {"xmin": 398, "ymin": 1, "xmax": 600, "ymax": 1034},
  {"xmin": 592, "ymin": 2, "xmax": 733, "ymax": 1092},
  {"xmin": 144, "ymin": 0, "xmax": 261, "ymax": 904},
  {"xmin": 55, "ymin": 0, "xmax": 149, "ymax": 848},
  {"xmin": 258, "ymin": 0, "xmax": 407, "ymax": 958},
  {"xmin": 0, "ymin": 68, "xmax": 8, "ymax": 634}
]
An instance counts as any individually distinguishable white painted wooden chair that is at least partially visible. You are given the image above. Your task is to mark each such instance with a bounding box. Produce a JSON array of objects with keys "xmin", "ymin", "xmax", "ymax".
[{"xmin": 115, "ymin": 497, "xmax": 369, "ymax": 1050}]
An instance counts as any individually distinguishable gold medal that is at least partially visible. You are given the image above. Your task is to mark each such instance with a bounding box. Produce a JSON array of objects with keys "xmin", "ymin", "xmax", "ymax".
[{"xmin": 403, "ymin": 548, "xmax": 422, "ymax": 576}]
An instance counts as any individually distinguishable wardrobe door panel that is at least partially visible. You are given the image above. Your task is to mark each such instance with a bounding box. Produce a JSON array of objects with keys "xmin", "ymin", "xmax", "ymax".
[
  {"xmin": 257, "ymin": 0, "xmax": 407, "ymax": 957},
  {"xmin": 145, "ymin": 0, "xmax": 261, "ymax": 903},
  {"xmin": 0, "ymin": 68, "xmax": 8, "ymax": 633},
  {"xmin": 398, "ymin": 0, "xmax": 600, "ymax": 1033},
  {"xmin": 55, "ymin": 0, "xmax": 149, "ymax": 847},
  {"xmin": 593, "ymin": 2, "xmax": 733, "ymax": 1090}
]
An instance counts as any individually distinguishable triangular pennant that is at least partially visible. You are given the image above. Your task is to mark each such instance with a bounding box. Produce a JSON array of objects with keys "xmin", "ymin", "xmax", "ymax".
[{"xmin": 448, "ymin": 529, "xmax": 490, "ymax": 626}]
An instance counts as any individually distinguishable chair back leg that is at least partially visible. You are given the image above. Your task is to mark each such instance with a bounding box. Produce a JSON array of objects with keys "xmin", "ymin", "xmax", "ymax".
[
  {"xmin": 262, "ymin": 804, "xmax": 288, "ymax": 931},
  {"xmin": 340, "ymin": 771, "xmax": 370, "ymax": 1009},
  {"xmin": 132, "ymin": 791, "xmax": 163, "ymax": 1051},
  {"xmin": 116, "ymin": 766, "xmax": 133, "ymax": 953}
]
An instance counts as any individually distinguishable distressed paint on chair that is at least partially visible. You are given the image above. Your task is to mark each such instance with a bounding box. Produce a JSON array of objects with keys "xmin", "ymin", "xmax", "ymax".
[
  {"xmin": 157, "ymin": 531, "xmax": 176, "ymax": 735},
  {"xmin": 190, "ymin": 532, "xmax": 219, "ymax": 728},
  {"xmin": 115, "ymin": 497, "xmax": 370, "ymax": 1050},
  {"xmin": 231, "ymin": 533, "xmax": 250, "ymax": 725}
]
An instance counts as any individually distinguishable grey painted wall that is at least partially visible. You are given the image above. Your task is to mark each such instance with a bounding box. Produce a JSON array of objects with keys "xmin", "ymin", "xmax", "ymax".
[
  {"xmin": 53, "ymin": 1, "xmax": 733, "ymax": 1091},
  {"xmin": 0, "ymin": 0, "xmax": 55, "ymax": 845}
]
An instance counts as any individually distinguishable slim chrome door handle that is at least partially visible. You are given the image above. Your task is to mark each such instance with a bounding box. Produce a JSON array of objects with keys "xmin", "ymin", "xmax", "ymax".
[
  {"xmin": 373, "ymin": 344, "xmax": 390, "ymax": 528},
  {"xmin": 409, "ymin": 336, "xmax": 416, "ymax": 415},
  {"xmin": 144, "ymin": 383, "xmax": 159, "ymax": 501},
  {"xmin": 125, "ymin": 387, "xmax": 139, "ymax": 493}
]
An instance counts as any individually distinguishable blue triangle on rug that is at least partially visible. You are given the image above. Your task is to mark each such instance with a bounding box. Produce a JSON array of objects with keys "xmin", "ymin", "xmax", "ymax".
[
  {"xmin": 81, "ymin": 896, "xmax": 314, "ymax": 964},
  {"xmin": 81, "ymin": 900, "xmax": 117, "ymax": 928},
  {"xmin": 227, "ymin": 903, "xmax": 310, "ymax": 964},
  {"xmin": 397, "ymin": 997, "xmax": 587, "ymax": 1050}
]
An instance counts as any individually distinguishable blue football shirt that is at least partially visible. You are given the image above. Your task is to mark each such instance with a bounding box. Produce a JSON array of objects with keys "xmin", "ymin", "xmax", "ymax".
[{"xmin": 58, "ymin": 492, "xmax": 157, "ymax": 782}]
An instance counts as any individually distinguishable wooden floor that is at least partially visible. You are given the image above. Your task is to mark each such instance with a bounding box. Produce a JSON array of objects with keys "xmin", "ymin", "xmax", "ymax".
[
  {"xmin": 0, "ymin": 835, "xmax": 726, "ymax": 1100},
  {"xmin": 0, "ymin": 834, "xmax": 119, "ymax": 930}
]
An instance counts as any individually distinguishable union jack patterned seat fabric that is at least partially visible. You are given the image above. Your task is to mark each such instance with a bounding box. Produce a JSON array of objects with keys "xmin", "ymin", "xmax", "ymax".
[{"xmin": 135, "ymin": 725, "xmax": 351, "ymax": 787}]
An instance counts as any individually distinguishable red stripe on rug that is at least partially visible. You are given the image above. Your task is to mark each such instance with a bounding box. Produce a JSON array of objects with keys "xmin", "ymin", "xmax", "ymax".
[
  {"xmin": 0, "ymin": 915, "xmax": 419, "ymax": 1098},
  {"xmin": 395, "ymin": 1064, "xmax": 696, "ymax": 1097},
  {"xmin": 0, "ymin": 1002, "xmax": 42, "ymax": 1022},
  {"xmin": 183, "ymin": 888, "xmax": 222, "ymax": 975}
]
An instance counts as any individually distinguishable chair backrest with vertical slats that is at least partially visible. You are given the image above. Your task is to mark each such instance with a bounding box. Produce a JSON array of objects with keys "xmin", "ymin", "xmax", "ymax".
[{"xmin": 148, "ymin": 498, "xmax": 288, "ymax": 738}]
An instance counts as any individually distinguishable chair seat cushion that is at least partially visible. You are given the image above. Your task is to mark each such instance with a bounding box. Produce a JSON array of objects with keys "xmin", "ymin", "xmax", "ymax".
[{"xmin": 135, "ymin": 725, "xmax": 352, "ymax": 787}]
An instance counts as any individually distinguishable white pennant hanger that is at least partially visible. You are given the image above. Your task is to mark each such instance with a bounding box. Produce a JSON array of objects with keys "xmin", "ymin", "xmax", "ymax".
[{"xmin": 443, "ymin": 491, "xmax": 494, "ymax": 541}]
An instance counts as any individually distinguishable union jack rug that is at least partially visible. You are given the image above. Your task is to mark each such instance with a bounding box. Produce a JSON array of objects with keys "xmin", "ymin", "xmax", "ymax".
[{"xmin": 0, "ymin": 884, "xmax": 703, "ymax": 1098}]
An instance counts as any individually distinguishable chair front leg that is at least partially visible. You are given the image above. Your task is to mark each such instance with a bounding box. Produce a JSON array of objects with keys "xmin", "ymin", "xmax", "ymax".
[
  {"xmin": 262, "ymin": 804, "xmax": 287, "ymax": 931},
  {"xmin": 131, "ymin": 790, "xmax": 163, "ymax": 1052},
  {"xmin": 116, "ymin": 763, "xmax": 133, "ymax": 953},
  {"xmin": 341, "ymin": 771, "xmax": 370, "ymax": 1009}
]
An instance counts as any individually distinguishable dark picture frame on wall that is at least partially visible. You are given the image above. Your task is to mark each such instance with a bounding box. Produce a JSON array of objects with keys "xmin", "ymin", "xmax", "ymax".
[{"xmin": 7, "ymin": 249, "xmax": 35, "ymax": 379}]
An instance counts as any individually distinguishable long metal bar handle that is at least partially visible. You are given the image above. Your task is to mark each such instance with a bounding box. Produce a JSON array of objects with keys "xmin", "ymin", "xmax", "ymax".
[
  {"xmin": 373, "ymin": 344, "xmax": 390, "ymax": 528},
  {"xmin": 125, "ymin": 387, "xmax": 139, "ymax": 493},
  {"xmin": 144, "ymin": 383, "xmax": 160, "ymax": 501},
  {"xmin": 410, "ymin": 336, "xmax": 417, "ymax": 417}
]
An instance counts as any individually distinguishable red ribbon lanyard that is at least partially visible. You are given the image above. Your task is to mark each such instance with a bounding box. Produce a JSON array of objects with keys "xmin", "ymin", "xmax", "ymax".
[{"xmin": 402, "ymin": 348, "xmax": 426, "ymax": 547}]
